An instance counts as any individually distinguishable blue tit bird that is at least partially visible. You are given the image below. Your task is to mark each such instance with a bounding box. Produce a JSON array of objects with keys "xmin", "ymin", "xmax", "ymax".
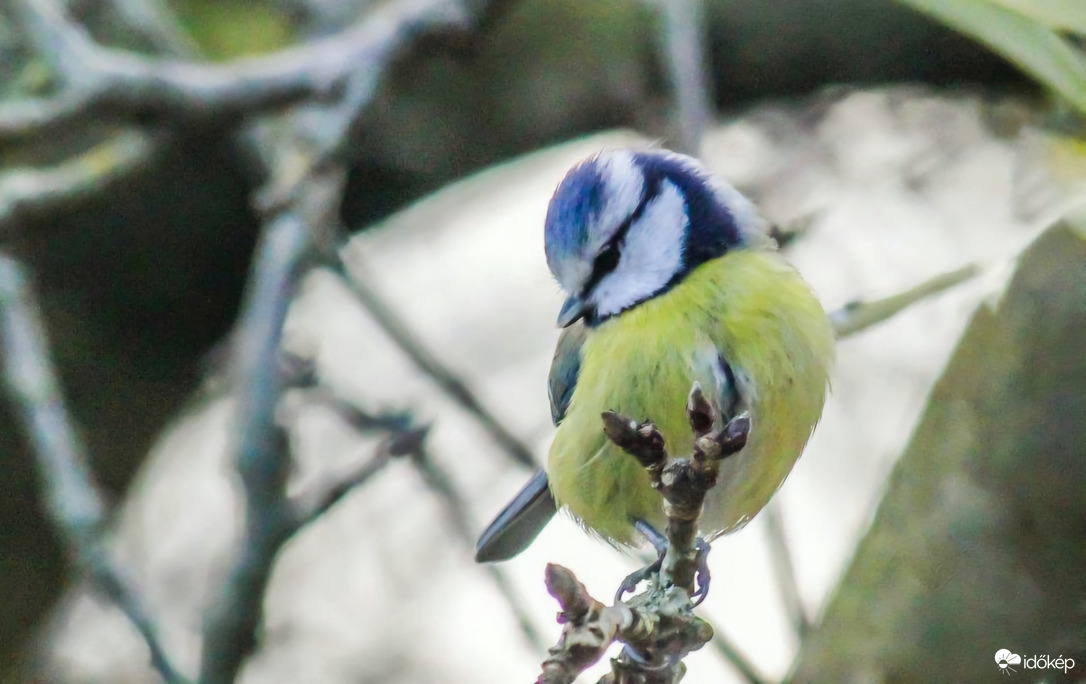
[{"xmin": 475, "ymin": 148, "xmax": 834, "ymax": 563}]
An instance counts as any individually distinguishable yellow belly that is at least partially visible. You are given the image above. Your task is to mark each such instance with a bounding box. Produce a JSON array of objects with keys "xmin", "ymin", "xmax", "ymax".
[{"xmin": 546, "ymin": 249, "xmax": 835, "ymax": 545}]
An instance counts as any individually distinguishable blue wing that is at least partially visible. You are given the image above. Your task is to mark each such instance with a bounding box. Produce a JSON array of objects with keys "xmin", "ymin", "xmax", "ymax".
[
  {"xmin": 713, "ymin": 351, "xmax": 743, "ymax": 422},
  {"xmin": 475, "ymin": 322, "xmax": 587, "ymax": 563},
  {"xmin": 474, "ymin": 470, "xmax": 554, "ymax": 562},
  {"xmin": 548, "ymin": 320, "xmax": 587, "ymax": 426}
]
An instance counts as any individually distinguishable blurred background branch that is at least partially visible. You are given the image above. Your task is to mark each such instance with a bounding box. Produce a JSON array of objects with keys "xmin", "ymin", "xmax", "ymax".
[
  {"xmin": 0, "ymin": 252, "xmax": 185, "ymax": 683},
  {"xmin": 3, "ymin": 0, "xmax": 540, "ymax": 679},
  {"xmin": 2, "ymin": 0, "xmax": 463, "ymax": 138},
  {"xmin": 652, "ymin": 0, "xmax": 713, "ymax": 155},
  {"xmin": 331, "ymin": 263, "xmax": 539, "ymax": 469},
  {"xmin": 198, "ymin": 148, "xmax": 338, "ymax": 684},
  {"xmin": 0, "ymin": 129, "xmax": 165, "ymax": 234}
]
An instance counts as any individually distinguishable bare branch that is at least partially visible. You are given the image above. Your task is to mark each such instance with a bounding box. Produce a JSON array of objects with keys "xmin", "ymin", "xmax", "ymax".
[
  {"xmin": 0, "ymin": 251, "xmax": 186, "ymax": 683},
  {"xmin": 538, "ymin": 564, "xmax": 635, "ymax": 684},
  {"xmin": 605, "ymin": 385, "xmax": 748, "ymax": 597},
  {"xmin": 193, "ymin": 0, "xmax": 515, "ymax": 677},
  {"xmin": 538, "ymin": 561, "xmax": 714, "ymax": 684},
  {"xmin": 296, "ymin": 385, "xmax": 417, "ymax": 433},
  {"xmin": 0, "ymin": 89, "xmax": 100, "ymax": 140},
  {"xmin": 3, "ymin": 0, "xmax": 533, "ymax": 678},
  {"xmin": 284, "ymin": 381, "xmax": 546, "ymax": 653}
]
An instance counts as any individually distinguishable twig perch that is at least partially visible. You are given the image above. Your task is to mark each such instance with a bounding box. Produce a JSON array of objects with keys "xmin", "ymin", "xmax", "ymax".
[
  {"xmin": 603, "ymin": 384, "xmax": 749, "ymax": 597},
  {"xmin": 538, "ymin": 383, "xmax": 749, "ymax": 683},
  {"xmin": 538, "ymin": 564, "xmax": 638, "ymax": 684}
]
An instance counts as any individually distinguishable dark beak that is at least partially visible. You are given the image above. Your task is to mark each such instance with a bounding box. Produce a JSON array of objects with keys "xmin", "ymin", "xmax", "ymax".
[{"xmin": 556, "ymin": 294, "xmax": 588, "ymax": 328}]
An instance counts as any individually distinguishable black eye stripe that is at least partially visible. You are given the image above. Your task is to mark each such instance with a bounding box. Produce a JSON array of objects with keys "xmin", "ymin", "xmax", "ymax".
[
  {"xmin": 583, "ymin": 219, "xmax": 629, "ymax": 293},
  {"xmin": 582, "ymin": 178, "xmax": 659, "ymax": 295}
]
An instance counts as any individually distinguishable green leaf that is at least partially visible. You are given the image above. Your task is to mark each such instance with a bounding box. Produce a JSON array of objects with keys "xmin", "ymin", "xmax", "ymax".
[
  {"xmin": 897, "ymin": 0, "xmax": 1086, "ymax": 117},
  {"xmin": 791, "ymin": 221, "xmax": 1086, "ymax": 682},
  {"xmin": 986, "ymin": 0, "xmax": 1086, "ymax": 34}
]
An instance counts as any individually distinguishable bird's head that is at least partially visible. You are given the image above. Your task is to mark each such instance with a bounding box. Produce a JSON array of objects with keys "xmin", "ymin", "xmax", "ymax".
[{"xmin": 544, "ymin": 149, "xmax": 766, "ymax": 328}]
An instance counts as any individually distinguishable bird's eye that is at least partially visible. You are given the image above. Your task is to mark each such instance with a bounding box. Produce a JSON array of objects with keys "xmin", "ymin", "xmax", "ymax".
[{"xmin": 594, "ymin": 243, "xmax": 620, "ymax": 276}]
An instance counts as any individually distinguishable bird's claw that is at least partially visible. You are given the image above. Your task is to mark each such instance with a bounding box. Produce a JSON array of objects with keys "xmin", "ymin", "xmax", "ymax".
[
  {"xmin": 621, "ymin": 523, "xmax": 712, "ymax": 608},
  {"xmin": 614, "ymin": 554, "xmax": 663, "ymax": 604},
  {"xmin": 691, "ymin": 538, "xmax": 711, "ymax": 606},
  {"xmin": 614, "ymin": 521, "xmax": 712, "ymax": 605}
]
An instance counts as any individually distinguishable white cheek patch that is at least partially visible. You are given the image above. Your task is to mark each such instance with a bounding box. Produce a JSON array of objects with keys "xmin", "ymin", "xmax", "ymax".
[
  {"xmin": 593, "ymin": 180, "xmax": 687, "ymax": 318},
  {"xmin": 590, "ymin": 151, "xmax": 645, "ymax": 253}
]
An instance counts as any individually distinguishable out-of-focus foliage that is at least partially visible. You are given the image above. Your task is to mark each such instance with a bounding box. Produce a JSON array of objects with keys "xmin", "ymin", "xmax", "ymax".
[
  {"xmin": 705, "ymin": 0, "xmax": 1021, "ymax": 103},
  {"xmin": 173, "ymin": 0, "xmax": 294, "ymax": 59},
  {"xmin": 988, "ymin": 0, "xmax": 1086, "ymax": 32},
  {"xmin": 791, "ymin": 222, "xmax": 1086, "ymax": 681},
  {"xmin": 897, "ymin": 0, "xmax": 1086, "ymax": 116}
]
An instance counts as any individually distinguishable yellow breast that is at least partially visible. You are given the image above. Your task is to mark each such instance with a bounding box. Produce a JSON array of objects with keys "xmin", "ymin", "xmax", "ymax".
[{"xmin": 546, "ymin": 249, "xmax": 835, "ymax": 545}]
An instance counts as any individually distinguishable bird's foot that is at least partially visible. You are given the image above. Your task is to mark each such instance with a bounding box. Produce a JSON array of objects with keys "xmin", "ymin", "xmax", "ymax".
[
  {"xmin": 614, "ymin": 519, "xmax": 669, "ymax": 603},
  {"xmin": 614, "ymin": 522, "xmax": 713, "ymax": 606},
  {"xmin": 614, "ymin": 556, "xmax": 663, "ymax": 604}
]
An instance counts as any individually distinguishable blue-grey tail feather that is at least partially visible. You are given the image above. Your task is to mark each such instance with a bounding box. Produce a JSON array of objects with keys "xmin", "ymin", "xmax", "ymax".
[{"xmin": 475, "ymin": 470, "xmax": 557, "ymax": 562}]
